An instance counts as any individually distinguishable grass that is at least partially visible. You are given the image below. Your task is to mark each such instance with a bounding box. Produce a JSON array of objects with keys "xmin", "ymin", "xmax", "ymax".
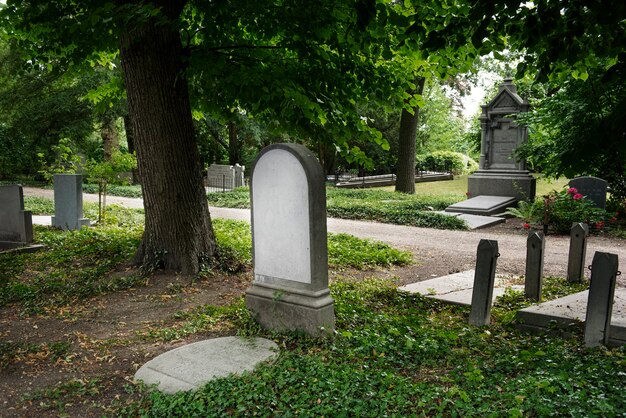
[
  {"xmin": 122, "ymin": 277, "xmax": 625, "ymax": 417},
  {"xmin": 379, "ymin": 174, "xmax": 570, "ymax": 197}
]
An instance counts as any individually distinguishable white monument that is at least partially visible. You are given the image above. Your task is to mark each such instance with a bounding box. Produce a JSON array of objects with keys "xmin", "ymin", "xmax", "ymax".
[{"xmin": 245, "ymin": 143, "xmax": 334, "ymax": 336}]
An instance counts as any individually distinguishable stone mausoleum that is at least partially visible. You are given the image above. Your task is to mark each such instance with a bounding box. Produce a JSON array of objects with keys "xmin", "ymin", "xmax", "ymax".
[{"xmin": 447, "ymin": 79, "xmax": 535, "ymax": 217}]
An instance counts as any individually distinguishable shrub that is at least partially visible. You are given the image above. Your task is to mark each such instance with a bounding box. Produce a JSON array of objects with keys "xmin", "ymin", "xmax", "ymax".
[
  {"xmin": 415, "ymin": 151, "xmax": 478, "ymax": 175},
  {"xmin": 545, "ymin": 187, "xmax": 608, "ymax": 234}
]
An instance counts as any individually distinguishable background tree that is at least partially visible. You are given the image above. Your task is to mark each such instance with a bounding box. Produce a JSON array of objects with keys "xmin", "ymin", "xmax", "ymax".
[
  {"xmin": 1, "ymin": 1, "xmax": 415, "ymax": 273},
  {"xmin": 518, "ymin": 65, "xmax": 626, "ymax": 201}
]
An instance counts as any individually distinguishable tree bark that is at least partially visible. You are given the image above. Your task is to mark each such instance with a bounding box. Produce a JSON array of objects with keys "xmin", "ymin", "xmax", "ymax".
[
  {"xmin": 228, "ymin": 121, "xmax": 240, "ymax": 165},
  {"xmin": 101, "ymin": 114, "xmax": 119, "ymax": 161},
  {"xmin": 119, "ymin": 2, "xmax": 216, "ymax": 273},
  {"xmin": 395, "ymin": 77, "xmax": 426, "ymax": 194},
  {"xmin": 123, "ymin": 114, "xmax": 140, "ymax": 183}
]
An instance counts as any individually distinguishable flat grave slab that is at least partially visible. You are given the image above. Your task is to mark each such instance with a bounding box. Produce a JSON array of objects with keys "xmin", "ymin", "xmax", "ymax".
[
  {"xmin": 437, "ymin": 211, "xmax": 505, "ymax": 229},
  {"xmin": 445, "ymin": 195, "xmax": 517, "ymax": 216},
  {"xmin": 517, "ymin": 289, "xmax": 626, "ymax": 346},
  {"xmin": 399, "ymin": 270, "xmax": 522, "ymax": 306},
  {"xmin": 135, "ymin": 337, "xmax": 279, "ymax": 394}
]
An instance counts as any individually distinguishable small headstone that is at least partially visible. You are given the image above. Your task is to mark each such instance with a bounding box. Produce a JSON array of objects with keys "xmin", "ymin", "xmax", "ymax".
[
  {"xmin": 0, "ymin": 185, "xmax": 33, "ymax": 245},
  {"xmin": 469, "ymin": 239, "xmax": 499, "ymax": 326},
  {"xmin": 246, "ymin": 143, "xmax": 334, "ymax": 336},
  {"xmin": 567, "ymin": 223, "xmax": 589, "ymax": 283},
  {"xmin": 51, "ymin": 174, "xmax": 90, "ymax": 230},
  {"xmin": 584, "ymin": 252, "xmax": 619, "ymax": 347},
  {"xmin": 525, "ymin": 231, "xmax": 545, "ymax": 302},
  {"xmin": 569, "ymin": 176, "xmax": 608, "ymax": 209}
]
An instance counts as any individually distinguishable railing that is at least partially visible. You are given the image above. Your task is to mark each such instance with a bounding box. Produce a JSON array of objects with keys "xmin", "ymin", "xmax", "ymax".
[{"xmin": 329, "ymin": 162, "xmax": 452, "ymax": 185}]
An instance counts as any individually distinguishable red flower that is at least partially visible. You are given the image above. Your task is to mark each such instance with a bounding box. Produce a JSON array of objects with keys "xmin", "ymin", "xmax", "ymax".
[
  {"xmin": 573, "ymin": 193, "xmax": 583, "ymax": 200},
  {"xmin": 567, "ymin": 187, "xmax": 578, "ymax": 195},
  {"xmin": 610, "ymin": 217, "xmax": 617, "ymax": 223},
  {"xmin": 595, "ymin": 221, "xmax": 605, "ymax": 229},
  {"xmin": 523, "ymin": 223, "xmax": 530, "ymax": 229}
]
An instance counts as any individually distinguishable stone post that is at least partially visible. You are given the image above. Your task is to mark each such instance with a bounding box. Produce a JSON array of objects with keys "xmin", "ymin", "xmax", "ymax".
[
  {"xmin": 524, "ymin": 231, "xmax": 545, "ymax": 301},
  {"xmin": 584, "ymin": 252, "xmax": 619, "ymax": 348},
  {"xmin": 246, "ymin": 143, "xmax": 334, "ymax": 336},
  {"xmin": 567, "ymin": 222, "xmax": 588, "ymax": 283},
  {"xmin": 52, "ymin": 174, "xmax": 91, "ymax": 231},
  {"xmin": 469, "ymin": 239, "xmax": 499, "ymax": 326}
]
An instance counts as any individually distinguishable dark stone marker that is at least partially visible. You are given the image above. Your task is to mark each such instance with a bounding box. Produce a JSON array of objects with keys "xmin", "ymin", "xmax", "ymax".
[
  {"xmin": 567, "ymin": 223, "xmax": 589, "ymax": 283},
  {"xmin": 525, "ymin": 231, "xmax": 545, "ymax": 302},
  {"xmin": 469, "ymin": 239, "xmax": 499, "ymax": 326},
  {"xmin": 246, "ymin": 143, "xmax": 334, "ymax": 336},
  {"xmin": 0, "ymin": 185, "xmax": 33, "ymax": 244},
  {"xmin": 584, "ymin": 252, "xmax": 619, "ymax": 348},
  {"xmin": 569, "ymin": 176, "xmax": 608, "ymax": 209}
]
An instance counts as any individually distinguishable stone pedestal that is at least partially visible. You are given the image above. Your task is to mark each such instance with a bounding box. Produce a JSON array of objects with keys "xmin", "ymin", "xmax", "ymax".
[
  {"xmin": 246, "ymin": 143, "xmax": 334, "ymax": 336},
  {"xmin": 468, "ymin": 170, "xmax": 536, "ymax": 201},
  {"xmin": 52, "ymin": 174, "xmax": 90, "ymax": 230}
]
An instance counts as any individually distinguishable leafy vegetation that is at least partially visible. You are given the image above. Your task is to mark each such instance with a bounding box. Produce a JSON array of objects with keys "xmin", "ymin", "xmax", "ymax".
[
  {"xmin": 506, "ymin": 186, "xmax": 618, "ymax": 235},
  {"xmin": 82, "ymin": 183, "xmax": 142, "ymax": 198},
  {"xmin": 123, "ymin": 278, "xmax": 626, "ymax": 417},
  {"xmin": 0, "ymin": 208, "xmax": 411, "ymax": 314},
  {"xmin": 0, "ymin": 225, "xmax": 143, "ymax": 313},
  {"xmin": 208, "ymin": 187, "xmax": 468, "ymax": 230}
]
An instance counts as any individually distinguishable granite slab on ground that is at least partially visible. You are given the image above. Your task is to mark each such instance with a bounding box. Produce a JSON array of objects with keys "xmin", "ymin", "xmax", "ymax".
[
  {"xmin": 399, "ymin": 270, "xmax": 522, "ymax": 306},
  {"xmin": 517, "ymin": 289, "xmax": 626, "ymax": 346},
  {"xmin": 437, "ymin": 212, "xmax": 505, "ymax": 230},
  {"xmin": 135, "ymin": 337, "xmax": 279, "ymax": 394},
  {"xmin": 445, "ymin": 195, "xmax": 517, "ymax": 217}
]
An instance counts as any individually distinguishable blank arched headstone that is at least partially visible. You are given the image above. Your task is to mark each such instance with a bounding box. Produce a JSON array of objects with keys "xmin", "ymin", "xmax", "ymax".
[{"xmin": 245, "ymin": 143, "xmax": 334, "ymax": 336}]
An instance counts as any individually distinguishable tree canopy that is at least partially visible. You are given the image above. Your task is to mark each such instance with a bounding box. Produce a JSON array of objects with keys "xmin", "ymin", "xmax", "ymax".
[{"xmin": 2, "ymin": 0, "xmax": 625, "ymax": 272}]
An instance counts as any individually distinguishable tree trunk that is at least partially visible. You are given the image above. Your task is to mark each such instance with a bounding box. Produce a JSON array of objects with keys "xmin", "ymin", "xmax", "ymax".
[
  {"xmin": 119, "ymin": 2, "xmax": 216, "ymax": 274},
  {"xmin": 395, "ymin": 77, "xmax": 426, "ymax": 194},
  {"xmin": 228, "ymin": 122, "xmax": 240, "ymax": 165},
  {"xmin": 101, "ymin": 114, "xmax": 119, "ymax": 161},
  {"xmin": 123, "ymin": 114, "xmax": 140, "ymax": 184}
]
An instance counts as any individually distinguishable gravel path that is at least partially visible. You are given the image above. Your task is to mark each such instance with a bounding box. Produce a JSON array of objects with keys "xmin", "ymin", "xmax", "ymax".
[{"xmin": 24, "ymin": 187, "xmax": 626, "ymax": 285}]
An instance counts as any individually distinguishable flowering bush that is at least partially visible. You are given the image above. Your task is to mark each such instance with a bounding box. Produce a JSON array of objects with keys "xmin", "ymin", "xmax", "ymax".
[{"xmin": 544, "ymin": 187, "xmax": 607, "ymax": 234}]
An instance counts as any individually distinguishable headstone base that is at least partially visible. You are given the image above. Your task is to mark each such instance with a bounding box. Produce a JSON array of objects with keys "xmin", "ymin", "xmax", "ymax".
[
  {"xmin": 468, "ymin": 170, "xmax": 536, "ymax": 201},
  {"xmin": 245, "ymin": 284, "xmax": 335, "ymax": 336},
  {"xmin": 51, "ymin": 217, "xmax": 91, "ymax": 230}
]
